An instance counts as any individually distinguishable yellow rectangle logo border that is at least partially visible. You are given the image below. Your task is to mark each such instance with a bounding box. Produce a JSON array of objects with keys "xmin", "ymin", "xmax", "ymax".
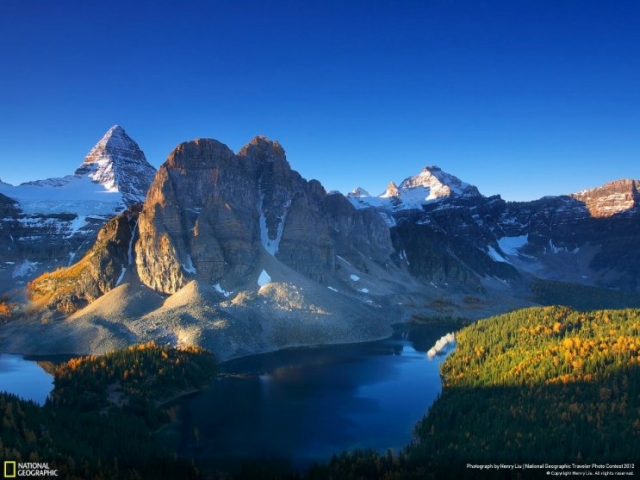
[{"xmin": 4, "ymin": 461, "xmax": 17, "ymax": 478}]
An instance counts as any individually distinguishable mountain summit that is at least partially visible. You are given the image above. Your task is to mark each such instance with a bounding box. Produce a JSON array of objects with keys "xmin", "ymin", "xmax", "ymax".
[
  {"xmin": 398, "ymin": 166, "xmax": 480, "ymax": 199},
  {"xmin": 74, "ymin": 125, "xmax": 157, "ymax": 205},
  {"xmin": 348, "ymin": 165, "xmax": 480, "ymax": 211}
]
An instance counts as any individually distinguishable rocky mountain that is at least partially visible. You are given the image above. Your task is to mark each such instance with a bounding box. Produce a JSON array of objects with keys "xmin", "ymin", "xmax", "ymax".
[
  {"xmin": 3, "ymin": 135, "xmax": 416, "ymax": 359},
  {"xmin": 570, "ymin": 179, "xmax": 640, "ymax": 218},
  {"xmin": 352, "ymin": 167, "xmax": 640, "ymax": 293},
  {"xmin": 73, "ymin": 125, "xmax": 157, "ymax": 205},
  {"xmin": 0, "ymin": 126, "xmax": 155, "ymax": 292},
  {"xmin": 28, "ymin": 205, "xmax": 140, "ymax": 313},
  {"xmin": 2, "ymin": 131, "xmax": 640, "ymax": 361},
  {"xmin": 135, "ymin": 136, "xmax": 394, "ymax": 295}
]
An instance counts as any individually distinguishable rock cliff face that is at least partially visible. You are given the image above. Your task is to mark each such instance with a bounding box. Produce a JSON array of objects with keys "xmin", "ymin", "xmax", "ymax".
[
  {"xmin": 497, "ymin": 189, "xmax": 640, "ymax": 290},
  {"xmin": 136, "ymin": 139, "xmax": 244, "ymax": 293},
  {"xmin": 570, "ymin": 179, "xmax": 640, "ymax": 218},
  {"xmin": 27, "ymin": 206, "xmax": 140, "ymax": 313},
  {"xmin": 136, "ymin": 136, "xmax": 393, "ymax": 294}
]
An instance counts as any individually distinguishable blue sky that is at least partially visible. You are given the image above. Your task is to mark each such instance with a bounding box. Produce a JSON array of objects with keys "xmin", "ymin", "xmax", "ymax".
[{"xmin": 1, "ymin": 1, "xmax": 638, "ymax": 201}]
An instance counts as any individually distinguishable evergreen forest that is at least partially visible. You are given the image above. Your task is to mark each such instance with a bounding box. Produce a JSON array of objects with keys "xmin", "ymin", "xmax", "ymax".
[{"xmin": 0, "ymin": 342, "xmax": 216, "ymax": 479}]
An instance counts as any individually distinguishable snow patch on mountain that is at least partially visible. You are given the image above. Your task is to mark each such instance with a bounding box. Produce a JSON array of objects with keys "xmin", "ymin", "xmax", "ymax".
[
  {"xmin": 258, "ymin": 270, "xmax": 272, "ymax": 287},
  {"xmin": 0, "ymin": 175, "xmax": 124, "ymax": 216},
  {"xmin": 182, "ymin": 254, "xmax": 197, "ymax": 274},
  {"xmin": 546, "ymin": 239, "xmax": 579, "ymax": 254},
  {"xmin": 258, "ymin": 197, "xmax": 290, "ymax": 255},
  {"xmin": 214, "ymin": 283, "xmax": 232, "ymax": 297},
  {"xmin": 497, "ymin": 235, "xmax": 529, "ymax": 256},
  {"xmin": 67, "ymin": 216, "xmax": 90, "ymax": 237},
  {"xmin": 12, "ymin": 260, "xmax": 38, "ymax": 279},
  {"xmin": 488, "ymin": 246, "xmax": 508, "ymax": 263},
  {"xmin": 116, "ymin": 267, "xmax": 127, "ymax": 286}
]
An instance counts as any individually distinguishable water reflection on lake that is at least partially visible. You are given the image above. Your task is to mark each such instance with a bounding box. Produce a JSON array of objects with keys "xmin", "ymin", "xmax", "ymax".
[
  {"xmin": 0, "ymin": 354, "xmax": 54, "ymax": 405},
  {"xmin": 160, "ymin": 325, "xmax": 453, "ymax": 471}
]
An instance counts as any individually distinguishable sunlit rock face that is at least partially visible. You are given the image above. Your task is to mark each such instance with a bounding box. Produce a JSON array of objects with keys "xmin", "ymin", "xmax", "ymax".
[
  {"xmin": 136, "ymin": 138, "xmax": 251, "ymax": 293},
  {"xmin": 570, "ymin": 179, "xmax": 640, "ymax": 218},
  {"xmin": 28, "ymin": 206, "xmax": 140, "ymax": 314},
  {"xmin": 135, "ymin": 136, "xmax": 394, "ymax": 294}
]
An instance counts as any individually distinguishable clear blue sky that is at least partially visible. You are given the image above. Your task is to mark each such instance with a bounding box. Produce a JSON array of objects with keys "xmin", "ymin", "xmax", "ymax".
[{"xmin": 1, "ymin": 1, "xmax": 638, "ymax": 201}]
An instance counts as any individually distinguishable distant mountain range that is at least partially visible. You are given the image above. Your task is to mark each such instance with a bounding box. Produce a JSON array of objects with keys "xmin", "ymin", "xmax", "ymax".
[{"xmin": 1, "ymin": 126, "xmax": 639, "ymax": 360}]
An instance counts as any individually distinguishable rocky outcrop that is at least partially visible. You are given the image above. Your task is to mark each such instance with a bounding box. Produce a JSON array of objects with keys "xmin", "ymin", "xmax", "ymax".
[
  {"xmin": 13, "ymin": 127, "xmax": 640, "ymax": 323},
  {"xmin": 344, "ymin": 165, "xmax": 640, "ymax": 293},
  {"xmin": 136, "ymin": 138, "xmax": 254, "ymax": 293},
  {"xmin": 136, "ymin": 136, "xmax": 393, "ymax": 294},
  {"xmin": 348, "ymin": 165, "xmax": 480, "ymax": 213},
  {"xmin": 322, "ymin": 192, "xmax": 394, "ymax": 270},
  {"xmin": 0, "ymin": 194, "xmax": 20, "ymax": 261},
  {"xmin": 28, "ymin": 206, "xmax": 140, "ymax": 313},
  {"xmin": 398, "ymin": 166, "xmax": 480, "ymax": 198},
  {"xmin": 570, "ymin": 179, "xmax": 640, "ymax": 218}
]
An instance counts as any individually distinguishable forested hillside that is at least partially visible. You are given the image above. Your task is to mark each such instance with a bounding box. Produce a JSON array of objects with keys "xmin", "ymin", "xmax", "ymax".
[
  {"xmin": 305, "ymin": 307, "xmax": 640, "ymax": 479},
  {"xmin": 410, "ymin": 307, "xmax": 640, "ymax": 470},
  {"xmin": 0, "ymin": 342, "xmax": 216, "ymax": 479}
]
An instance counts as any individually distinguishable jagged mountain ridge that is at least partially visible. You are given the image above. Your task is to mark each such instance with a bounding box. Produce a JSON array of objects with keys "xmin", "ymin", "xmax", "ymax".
[
  {"xmin": 358, "ymin": 167, "xmax": 640, "ymax": 292},
  {"xmin": 348, "ymin": 166, "xmax": 481, "ymax": 214},
  {"xmin": 17, "ymin": 125, "xmax": 155, "ymax": 206},
  {"xmin": 74, "ymin": 125, "xmax": 157, "ymax": 205},
  {"xmin": 3, "ymin": 128, "xmax": 640, "ymax": 360},
  {"xmin": 0, "ymin": 126, "xmax": 156, "ymax": 290}
]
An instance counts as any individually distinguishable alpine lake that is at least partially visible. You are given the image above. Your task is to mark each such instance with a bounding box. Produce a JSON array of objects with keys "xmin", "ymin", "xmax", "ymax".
[{"xmin": 0, "ymin": 324, "xmax": 453, "ymax": 472}]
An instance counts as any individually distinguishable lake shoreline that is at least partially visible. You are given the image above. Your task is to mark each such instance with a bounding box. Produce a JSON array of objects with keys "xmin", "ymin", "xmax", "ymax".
[{"xmin": 158, "ymin": 324, "xmax": 453, "ymax": 471}]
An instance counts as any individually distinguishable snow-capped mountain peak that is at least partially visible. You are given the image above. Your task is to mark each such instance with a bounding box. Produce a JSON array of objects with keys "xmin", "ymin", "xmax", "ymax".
[
  {"xmin": 350, "ymin": 186, "xmax": 370, "ymax": 197},
  {"xmin": 398, "ymin": 166, "xmax": 479, "ymax": 199},
  {"xmin": 347, "ymin": 165, "xmax": 480, "ymax": 211},
  {"xmin": 381, "ymin": 182, "xmax": 400, "ymax": 198},
  {"xmin": 0, "ymin": 125, "xmax": 156, "ymax": 218},
  {"xmin": 74, "ymin": 125, "xmax": 156, "ymax": 204}
]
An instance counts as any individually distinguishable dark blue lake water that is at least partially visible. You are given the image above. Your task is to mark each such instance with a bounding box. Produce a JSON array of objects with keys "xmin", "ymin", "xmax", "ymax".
[
  {"xmin": 159, "ymin": 325, "xmax": 453, "ymax": 471},
  {"xmin": 0, "ymin": 353, "xmax": 54, "ymax": 405}
]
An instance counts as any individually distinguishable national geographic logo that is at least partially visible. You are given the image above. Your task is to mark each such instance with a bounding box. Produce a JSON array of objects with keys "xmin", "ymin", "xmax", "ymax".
[{"xmin": 3, "ymin": 462, "xmax": 58, "ymax": 477}]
